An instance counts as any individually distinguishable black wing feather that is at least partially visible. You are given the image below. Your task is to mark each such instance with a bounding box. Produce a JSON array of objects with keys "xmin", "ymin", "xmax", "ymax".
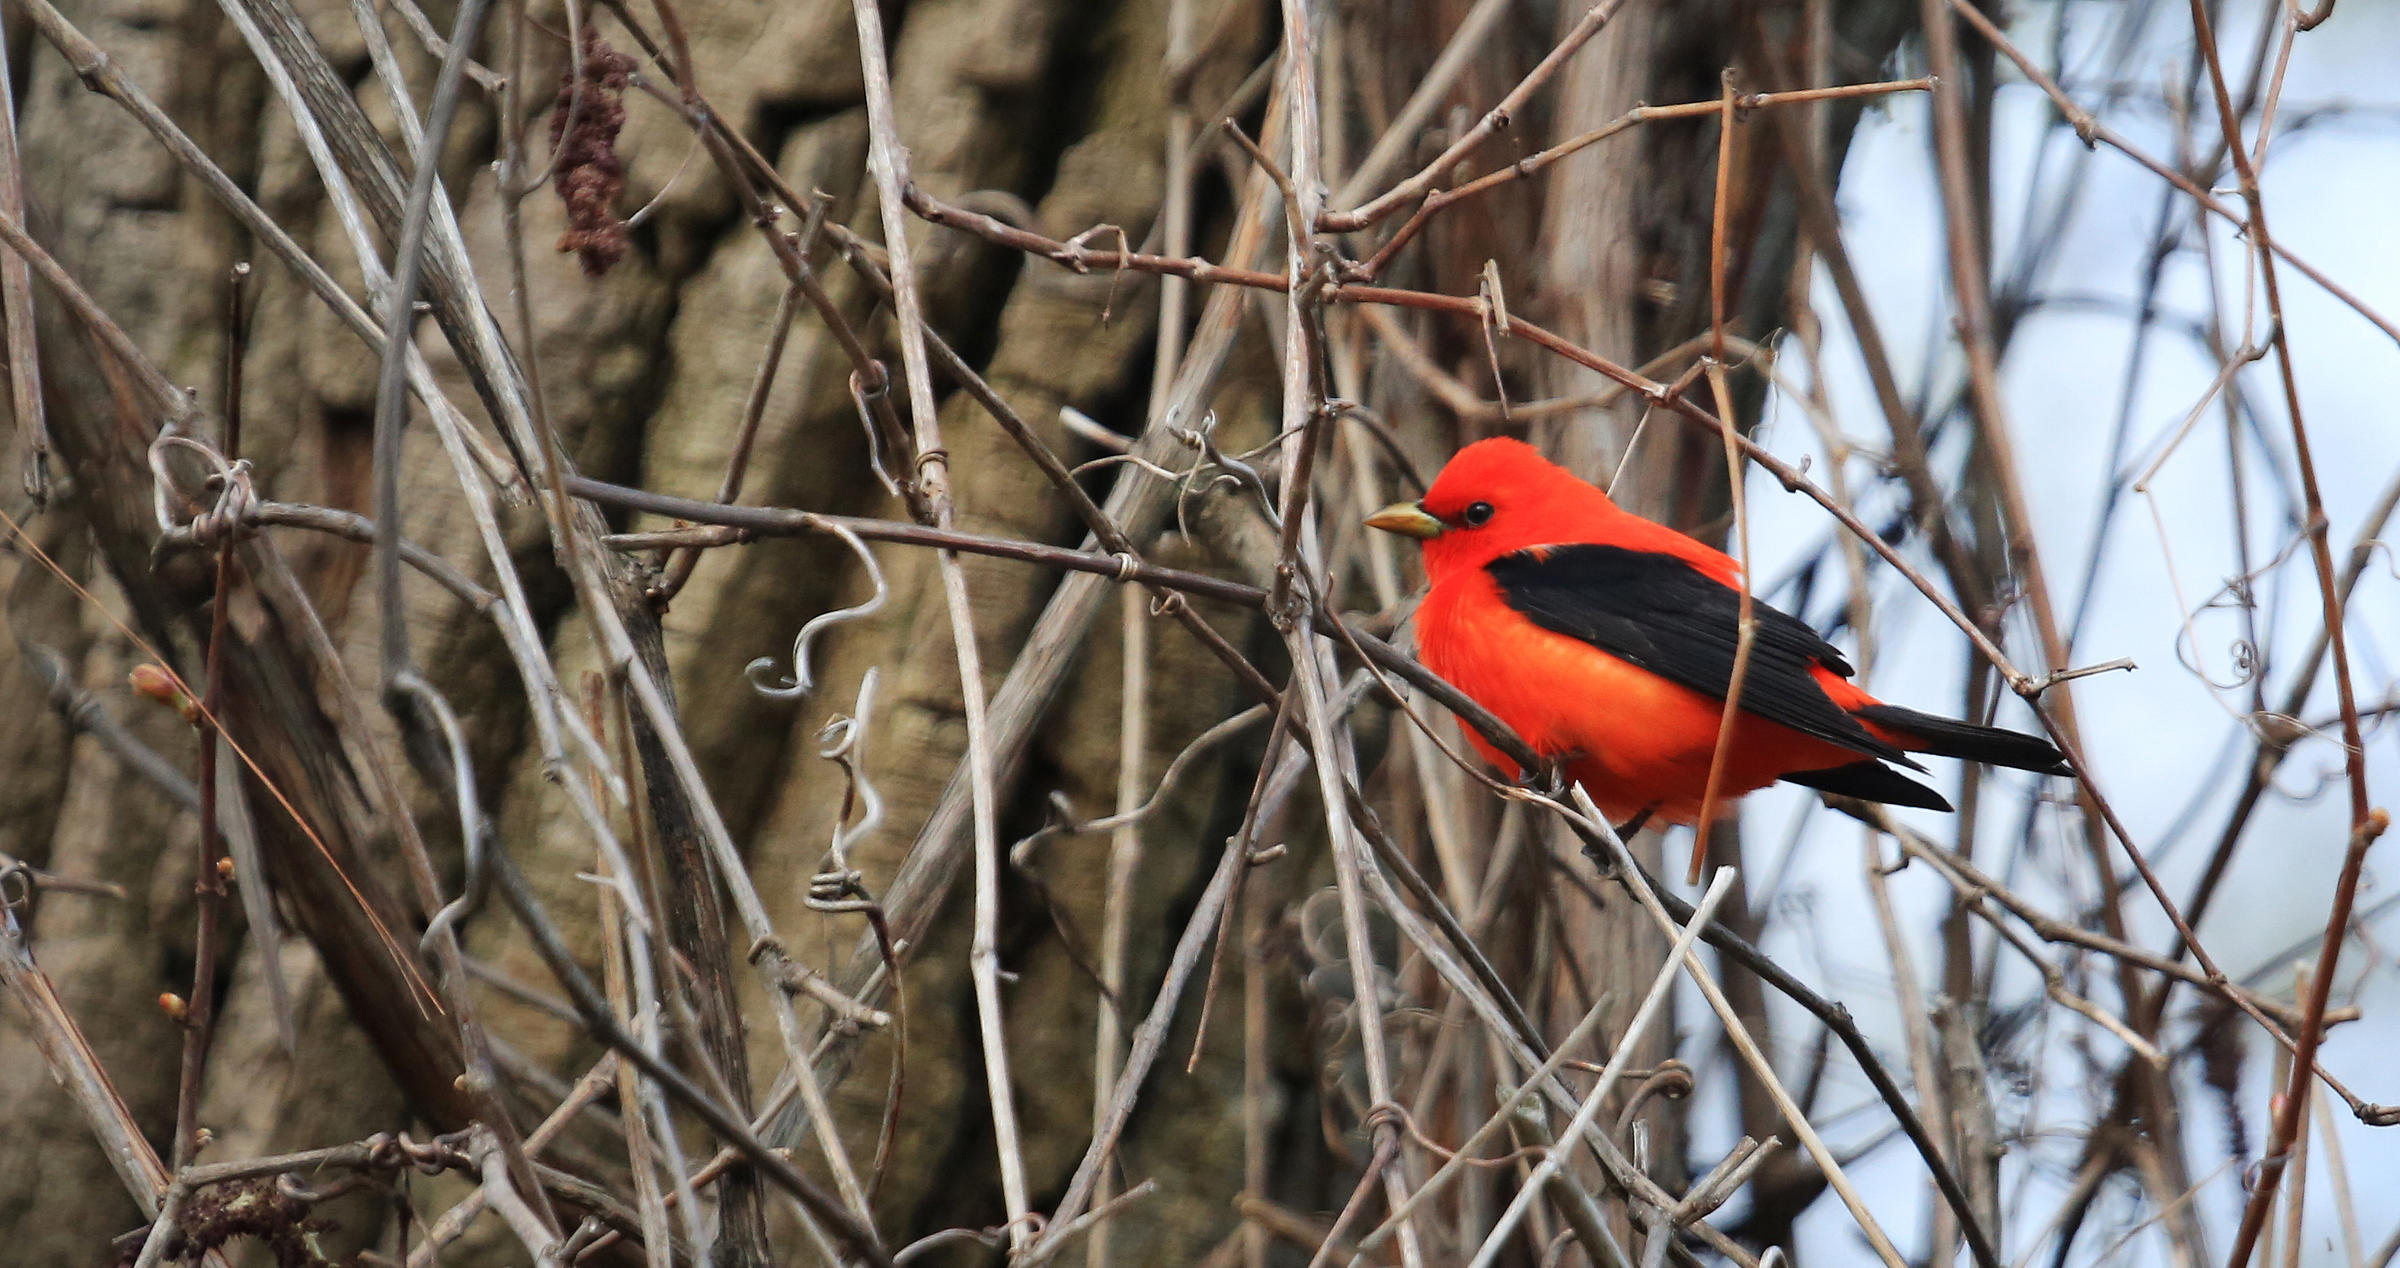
[
  {"xmin": 1782, "ymin": 761, "xmax": 1954, "ymax": 812},
  {"xmin": 1486, "ymin": 544, "xmax": 1916, "ymax": 766}
]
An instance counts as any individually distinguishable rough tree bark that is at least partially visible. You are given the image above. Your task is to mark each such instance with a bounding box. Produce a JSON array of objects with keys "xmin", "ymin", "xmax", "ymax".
[{"xmin": 0, "ymin": 0, "xmax": 1916, "ymax": 1262}]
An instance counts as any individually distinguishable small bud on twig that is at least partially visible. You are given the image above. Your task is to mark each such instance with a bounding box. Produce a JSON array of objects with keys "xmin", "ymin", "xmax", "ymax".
[{"xmin": 128, "ymin": 663, "xmax": 200, "ymax": 726}]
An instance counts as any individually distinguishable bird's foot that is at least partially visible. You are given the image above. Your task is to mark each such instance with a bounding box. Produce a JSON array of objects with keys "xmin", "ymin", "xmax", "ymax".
[{"xmin": 1514, "ymin": 754, "xmax": 1577, "ymax": 800}]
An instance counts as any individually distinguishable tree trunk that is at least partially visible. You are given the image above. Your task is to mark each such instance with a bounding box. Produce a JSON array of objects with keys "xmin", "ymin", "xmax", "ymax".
[{"xmin": 0, "ymin": 0, "xmax": 1913, "ymax": 1262}]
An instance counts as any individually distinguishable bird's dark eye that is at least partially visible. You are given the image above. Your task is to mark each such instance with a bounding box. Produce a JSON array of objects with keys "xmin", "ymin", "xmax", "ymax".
[{"xmin": 1462, "ymin": 501, "xmax": 1495, "ymax": 527}]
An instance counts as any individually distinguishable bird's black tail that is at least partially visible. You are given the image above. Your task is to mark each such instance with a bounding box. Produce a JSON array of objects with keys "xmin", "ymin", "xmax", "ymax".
[
  {"xmin": 1854, "ymin": 705, "xmax": 2071, "ymax": 774},
  {"xmin": 1783, "ymin": 761, "xmax": 1954, "ymax": 812}
]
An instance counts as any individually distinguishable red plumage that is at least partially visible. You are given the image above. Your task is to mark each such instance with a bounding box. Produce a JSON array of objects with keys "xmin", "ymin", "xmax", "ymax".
[{"xmin": 1368, "ymin": 437, "xmax": 2067, "ymax": 826}]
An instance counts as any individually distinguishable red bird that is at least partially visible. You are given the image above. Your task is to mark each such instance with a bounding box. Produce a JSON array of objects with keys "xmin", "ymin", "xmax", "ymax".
[{"xmin": 1366, "ymin": 437, "xmax": 2067, "ymax": 827}]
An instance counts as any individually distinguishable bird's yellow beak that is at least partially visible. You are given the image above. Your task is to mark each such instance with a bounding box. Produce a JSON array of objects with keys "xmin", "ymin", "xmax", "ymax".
[{"xmin": 1364, "ymin": 501, "xmax": 1444, "ymax": 540}]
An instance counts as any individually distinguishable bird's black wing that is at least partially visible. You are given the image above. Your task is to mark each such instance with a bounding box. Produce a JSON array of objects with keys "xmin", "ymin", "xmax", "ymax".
[{"xmin": 1484, "ymin": 544, "xmax": 1915, "ymax": 766}]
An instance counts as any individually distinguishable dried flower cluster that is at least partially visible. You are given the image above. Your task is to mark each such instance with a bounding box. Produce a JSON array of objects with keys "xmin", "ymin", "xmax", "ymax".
[{"xmin": 548, "ymin": 26, "xmax": 637, "ymax": 276}]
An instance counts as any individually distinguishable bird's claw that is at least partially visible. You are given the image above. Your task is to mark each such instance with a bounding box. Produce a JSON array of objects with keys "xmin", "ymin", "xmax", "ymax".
[{"xmin": 1515, "ymin": 758, "xmax": 1572, "ymax": 800}]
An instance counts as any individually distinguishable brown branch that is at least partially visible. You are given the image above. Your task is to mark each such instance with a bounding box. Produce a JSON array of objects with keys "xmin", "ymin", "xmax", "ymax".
[
  {"xmin": 2185, "ymin": 0, "xmax": 2389, "ymax": 1253},
  {"xmin": 1319, "ymin": 0, "xmax": 1630, "ymax": 231},
  {"xmin": 0, "ymin": 14, "xmax": 47, "ymax": 502},
  {"xmin": 1690, "ymin": 73, "xmax": 1758, "ymax": 879},
  {"xmin": 1944, "ymin": 0, "xmax": 2400, "ymax": 348},
  {"xmin": 1352, "ymin": 77, "xmax": 1933, "ymax": 281},
  {"xmin": 568, "ymin": 475, "xmax": 1543, "ymax": 775},
  {"xmin": 487, "ymin": 843, "xmax": 892, "ymax": 1266},
  {"xmin": 901, "ymin": 183, "xmax": 1286, "ymax": 291},
  {"xmin": 1849, "ymin": 802, "xmax": 2385, "ymax": 1113},
  {"xmin": 651, "ymin": 274, "xmax": 807, "ymax": 606},
  {"xmin": 170, "ymin": 265, "xmax": 253, "ymax": 1170},
  {"xmin": 0, "ymin": 214, "xmax": 194, "ymax": 429},
  {"xmin": 0, "ymin": 904, "xmax": 228, "ymax": 1268}
]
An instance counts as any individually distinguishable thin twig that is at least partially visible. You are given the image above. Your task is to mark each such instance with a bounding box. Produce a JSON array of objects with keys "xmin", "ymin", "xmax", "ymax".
[
  {"xmin": 1466, "ymin": 872, "xmax": 1733, "ymax": 1267},
  {"xmin": 1320, "ymin": 0, "xmax": 1629, "ymax": 231},
  {"xmin": 0, "ymin": 12, "xmax": 47, "ymax": 502},
  {"xmin": 1580, "ymin": 793, "xmax": 1909, "ymax": 1267},
  {"xmin": 846, "ymin": 0, "xmax": 1031, "ymax": 1236}
]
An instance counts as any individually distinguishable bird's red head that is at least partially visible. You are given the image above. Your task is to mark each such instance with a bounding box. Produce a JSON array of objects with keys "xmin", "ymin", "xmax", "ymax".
[{"xmin": 1366, "ymin": 437, "xmax": 1623, "ymax": 582}]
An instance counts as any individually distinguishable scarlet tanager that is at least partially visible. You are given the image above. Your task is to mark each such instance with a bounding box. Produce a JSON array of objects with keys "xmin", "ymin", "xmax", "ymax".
[{"xmin": 1366, "ymin": 437, "xmax": 2068, "ymax": 827}]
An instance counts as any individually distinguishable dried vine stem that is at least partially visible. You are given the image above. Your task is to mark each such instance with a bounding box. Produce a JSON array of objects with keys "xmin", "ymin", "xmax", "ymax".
[
  {"xmin": 1941, "ymin": 0, "xmax": 2400, "ymax": 347},
  {"xmin": 844, "ymin": 0, "xmax": 1032, "ymax": 1240},
  {"xmin": 0, "ymin": 899, "xmax": 235, "ymax": 1268},
  {"xmin": 1318, "ymin": 0, "xmax": 1628, "ymax": 231},
  {"xmin": 1467, "ymin": 870, "xmax": 1734, "ymax": 1267},
  {"xmin": 2186, "ymin": 0, "xmax": 2386, "ymax": 1251},
  {"xmin": 1261, "ymin": 3, "xmax": 1423, "ymax": 1260},
  {"xmin": 1349, "ymin": 76, "xmax": 1933, "ymax": 281},
  {"xmin": 0, "ymin": 11, "xmax": 45, "ymax": 502}
]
